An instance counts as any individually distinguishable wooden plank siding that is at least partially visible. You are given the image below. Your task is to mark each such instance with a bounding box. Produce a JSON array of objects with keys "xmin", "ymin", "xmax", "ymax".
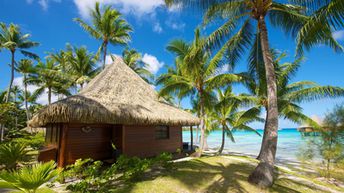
[
  {"xmin": 122, "ymin": 125, "xmax": 182, "ymax": 157},
  {"xmin": 59, "ymin": 124, "xmax": 114, "ymax": 166},
  {"xmin": 42, "ymin": 123, "xmax": 183, "ymax": 167}
]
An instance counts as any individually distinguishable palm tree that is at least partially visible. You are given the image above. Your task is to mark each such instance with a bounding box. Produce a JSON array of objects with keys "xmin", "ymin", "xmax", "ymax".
[
  {"xmin": 157, "ymin": 29, "xmax": 244, "ymax": 152},
  {"xmin": 28, "ymin": 60, "xmax": 71, "ymax": 105},
  {"xmin": 0, "ymin": 23, "xmax": 39, "ymax": 103},
  {"xmin": 247, "ymin": 51, "xmax": 344, "ymax": 160},
  {"xmin": 118, "ymin": 47, "xmax": 154, "ymax": 83},
  {"xmin": 66, "ymin": 46, "xmax": 100, "ymax": 89},
  {"xmin": 164, "ymin": 0, "xmax": 342, "ymax": 186},
  {"xmin": 15, "ymin": 59, "xmax": 36, "ymax": 121},
  {"xmin": 74, "ymin": 2, "xmax": 132, "ymax": 69},
  {"xmin": 9, "ymin": 86, "xmax": 22, "ymax": 130},
  {"xmin": 291, "ymin": 0, "xmax": 344, "ymax": 55},
  {"xmin": 210, "ymin": 87, "xmax": 262, "ymax": 154}
]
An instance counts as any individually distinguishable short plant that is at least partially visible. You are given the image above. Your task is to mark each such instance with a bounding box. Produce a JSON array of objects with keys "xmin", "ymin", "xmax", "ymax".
[
  {"xmin": 0, "ymin": 161, "xmax": 58, "ymax": 193},
  {"xmin": 0, "ymin": 142, "xmax": 30, "ymax": 170}
]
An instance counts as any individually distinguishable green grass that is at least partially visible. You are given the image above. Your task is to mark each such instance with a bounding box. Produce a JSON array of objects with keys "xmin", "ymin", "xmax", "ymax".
[{"xmin": 112, "ymin": 156, "xmax": 343, "ymax": 193}]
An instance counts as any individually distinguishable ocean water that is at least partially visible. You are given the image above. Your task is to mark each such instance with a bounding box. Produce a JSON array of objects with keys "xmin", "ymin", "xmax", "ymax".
[{"xmin": 182, "ymin": 128, "xmax": 306, "ymax": 161}]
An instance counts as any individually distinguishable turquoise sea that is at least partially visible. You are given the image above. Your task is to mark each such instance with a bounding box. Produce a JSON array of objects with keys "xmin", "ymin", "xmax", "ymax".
[{"xmin": 182, "ymin": 128, "xmax": 306, "ymax": 162}]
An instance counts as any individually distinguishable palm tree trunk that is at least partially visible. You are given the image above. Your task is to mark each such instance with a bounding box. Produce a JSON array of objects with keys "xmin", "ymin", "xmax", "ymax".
[
  {"xmin": 248, "ymin": 16, "xmax": 279, "ymax": 188},
  {"xmin": 218, "ymin": 124, "xmax": 225, "ymax": 154},
  {"xmin": 195, "ymin": 125, "xmax": 199, "ymax": 144},
  {"xmin": 24, "ymin": 74, "xmax": 30, "ymax": 125},
  {"xmin": 257, "ymin": 111, "xmax": 268, "ymax": 160},
  {"xmin": 1, "ymin": 50, "xmax": 15, "ymax": 141},
  {"xmin": 199, "ymin": 90, "xmax": 206, "ymax": 153},
  {"xmin": 48, "ymin": 87, "xmax": 52, "ymax": 105},
  {"xmin": 5, "ymin": 51, "xmax": 15, "ymax": 103},
  {"xmin": 102, "ymin": 41, "xmax": 108, "ymax": 69},
  {"xmin": 190, "ymin": 126, "xmax": 193, "ymax": 150}
]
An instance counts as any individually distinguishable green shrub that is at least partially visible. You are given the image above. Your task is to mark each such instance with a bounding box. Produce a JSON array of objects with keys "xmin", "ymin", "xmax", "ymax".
[
  {"xmin": 13, "ymin": 132, "xmax": 45, "ymax": 150},
  {"xmin": 0, "ymin": 142, "xmax": 30, "ymax": 170},
  {"xmin": 0, "ymin": 161, "xmax": 58, "ymax": 193},
  {"xmin": 65, "ymin": 153, "xmax": 174, "ymax": 192}
]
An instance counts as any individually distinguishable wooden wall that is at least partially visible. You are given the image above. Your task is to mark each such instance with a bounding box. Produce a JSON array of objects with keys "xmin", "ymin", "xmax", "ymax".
[
  {"xmin": 41, "ymin": 123, "xmax": 183, "ymax": 167},
  {"xmin": 58, "ymin": 124, "xmax": 115, "ymax": 166},
  {"xmin": 122, "ymin": 125, "xmax": 182, "ymax": 157}
]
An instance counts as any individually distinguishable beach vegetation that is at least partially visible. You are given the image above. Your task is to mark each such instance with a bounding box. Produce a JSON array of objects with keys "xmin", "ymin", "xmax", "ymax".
[
  {"xmin": 0, "ymin": 161, "xmax": 58, "ymax": 193},
  {"xmin": 74, "ymin": 2, "xmax": 132, "ymax": 69},
  {"xmin": 297, "ymin": 104, "xmax": 344, "ymax": 180}
]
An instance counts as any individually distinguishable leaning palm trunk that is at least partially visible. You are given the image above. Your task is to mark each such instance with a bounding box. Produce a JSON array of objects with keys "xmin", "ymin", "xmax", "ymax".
[
  {"xmin": 23, "ymin": 75, "xmax": 30, "ymax": 125},
  {"xmin": 195, "ymin": 125, "xmax": 199, "ymax": 144},
  {"xmin": 1, "ymin": 51, "xmax": 15, "ymax": 141},
  {"xmin": 218, "ymin": 125, "xmax": 226, "ymax": 154},
  {"xmin": 5, "ymin": 51, "xmax": 15, "ymax": 103},
  {"xmin": 248, "ymin": 16, "xmax": 279, "ymax": 188},
  {"xmin": 199, "ymin": 91, "xmax": 206, "ymax": 153},
  {"xmin": 257, "ymin": 111, "xmax": 268, "ymax": 160}
]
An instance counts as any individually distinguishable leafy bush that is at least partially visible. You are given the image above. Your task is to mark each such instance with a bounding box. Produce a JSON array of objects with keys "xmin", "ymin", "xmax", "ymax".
[
  {"xmin": 64, "ymin": 153, "xmax": 173, "ymax": 192},
  {"xmin": 116, "ymin": 155, "xmax": 151, "ymax": 180},
  {"xmin": 0, "ymin": 161, "xmax": 58, "ymax": 193},
  {"xmin": 0, "ymin": 142, "xmax": 30, "ymax": 170},
  {"xmin": 13, "ymin": 132, "xmax": 45, "ymax": 150}
]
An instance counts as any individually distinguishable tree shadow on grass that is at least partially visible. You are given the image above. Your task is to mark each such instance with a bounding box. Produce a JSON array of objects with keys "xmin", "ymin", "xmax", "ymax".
[{"xmin": 112, "ymin": 156, "xmax": 330, "ymax": 193}]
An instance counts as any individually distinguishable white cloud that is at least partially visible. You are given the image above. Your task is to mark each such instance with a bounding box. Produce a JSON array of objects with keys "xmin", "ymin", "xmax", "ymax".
[
  {"xmin": 153, "ymin": 22, "xmax": 163, "ymax": 33},
  {"xmin": 216, "ymin": 64, "xmax": 230, "ymax": 75},
  {"xmin": 332, "ymin": 30, "xmax": 344, "ymax": 41},
  {"xmin": 26, "ymin": 0, "xmax": 61, "ymax": 11},
  {"xmin": 13, "ymin": 76, "xmax": 59, "ymax": 105},
  {"xmin": 165, "ymin": 20, "xmax": 185, "ymax": 31},
  {"xmin": 73, "ymin": 0, "xmax": 164, "ymax": 19},
  {"xmin": 142, "ymin": 53, "xmax": 164, "ymax": 74}
]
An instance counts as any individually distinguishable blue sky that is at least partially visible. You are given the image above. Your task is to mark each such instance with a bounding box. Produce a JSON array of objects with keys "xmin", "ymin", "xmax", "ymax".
[{"xmin": 0, "ymin": 0, "xmax": 343, "ymax": 128}]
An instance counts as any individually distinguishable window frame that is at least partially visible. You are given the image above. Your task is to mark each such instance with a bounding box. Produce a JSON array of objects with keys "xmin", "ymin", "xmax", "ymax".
[{"xmin": 155, "ymin": 125, "xmax": 170, "ymax": 140}]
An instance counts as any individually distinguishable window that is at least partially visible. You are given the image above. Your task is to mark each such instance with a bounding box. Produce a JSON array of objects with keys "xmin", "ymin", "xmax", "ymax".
[{"xmin": 155, "ymin": 126, "xmax": 169, "ymax": 139}]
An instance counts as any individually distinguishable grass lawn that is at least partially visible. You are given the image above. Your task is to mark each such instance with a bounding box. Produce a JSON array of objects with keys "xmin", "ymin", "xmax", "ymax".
[{"xmin": 113, "ymin": 156, "xmax": 343, "ymax": 193}]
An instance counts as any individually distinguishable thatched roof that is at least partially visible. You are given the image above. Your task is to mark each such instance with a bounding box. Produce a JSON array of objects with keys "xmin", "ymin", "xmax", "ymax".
[{"xmin": 29, "ymin": 57, "xmax": 200, "ymax": 127}]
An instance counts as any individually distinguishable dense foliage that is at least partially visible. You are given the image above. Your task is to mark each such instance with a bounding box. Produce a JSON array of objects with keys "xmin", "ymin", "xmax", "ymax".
[{"xmin": 61, "ymin": 153, "xmax": 173, "ymax": 193}]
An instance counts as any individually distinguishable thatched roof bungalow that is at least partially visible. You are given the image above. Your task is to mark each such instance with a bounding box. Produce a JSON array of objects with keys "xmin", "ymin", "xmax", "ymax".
[{"xmin": 30, "ymin": 57, "xmax": 199, "ymax": 167}]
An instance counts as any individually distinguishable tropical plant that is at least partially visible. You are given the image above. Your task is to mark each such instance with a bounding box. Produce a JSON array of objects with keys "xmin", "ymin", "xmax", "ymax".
[
  {"xmin": 291, "ymin": 0, "xmax": 344, "ymax": 55},
  {"xmin": 164, "ymin": 0, "xmax": 342, "ymax": 187},
  {"xmin": 74, "ymin": 2, "xmax": 132, "ymax": 69},
  {"xmin": 0, "ymin": 142, "xmax": 30, "ymax": 170},
  {"xmin": 118, "ymin": 47, "xmax": 153, "ymax": 83},
  {"xmin": 210, "ymin": 87, "xmax": 262, "ymax": 154},
  {"xmin": 65, "ymin": 46, "xmax": 100, "ymax": 89},
  {"xmin": 28, "ymin": 59, "xmax": 71, "ymax": 105},
  {"xmin": 0, "ymin": 161, "xmax": 58, "ymax": 193},
  {"xmin": 247, "ymin": 51, "xmax": 344, "ymax": 161},
  {"xmin": 0, "ymin": 23, "xmax": 39, "ymax": 103},
  {"xmin": 297, "ymin": 104, "xmax": 344, "ymax": 179},
  {"xmin": 15, "ymin": 59, "xmax": 36, "ymax": 121},
  {"xmin": 157, "ymin": 28, "xmax": 244, "ymax": 152}
]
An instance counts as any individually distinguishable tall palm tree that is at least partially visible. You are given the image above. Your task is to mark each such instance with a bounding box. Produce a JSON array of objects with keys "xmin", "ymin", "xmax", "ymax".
[
  {"xmin": 118, "ymin": 47, "xmax": 154, "ymax": 83},
  {"xmin": 156, "ymin": 29, "xmax": 244, "ymax": 152},
  {"xmin": 210, "ymin": 87, "xmax": 262, "ymax": 154},
  {"xmin": 247, "ymin": 51, "xmax": 344, "ymax": 160},
  {"xmin": 28, "ymin": 60, "xmax": 71, "ymax": 105},
  {"xmin": 66, "ymin": 46, "xmax": 100, "ymax": 89},
  {"xmin": 15, "ymin": 59, "xmax": 36, "ymax": 121},
  {"xmin": 74, "ymin": 2, "xmax": 132, "ymax": 69},
  {"xmin": 0, "ymin": 23, "xmax": 39, "ymax": 103},
  {"xmin": 164, "ymin": 0, "xmax": 342, "ymax": 187}
]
